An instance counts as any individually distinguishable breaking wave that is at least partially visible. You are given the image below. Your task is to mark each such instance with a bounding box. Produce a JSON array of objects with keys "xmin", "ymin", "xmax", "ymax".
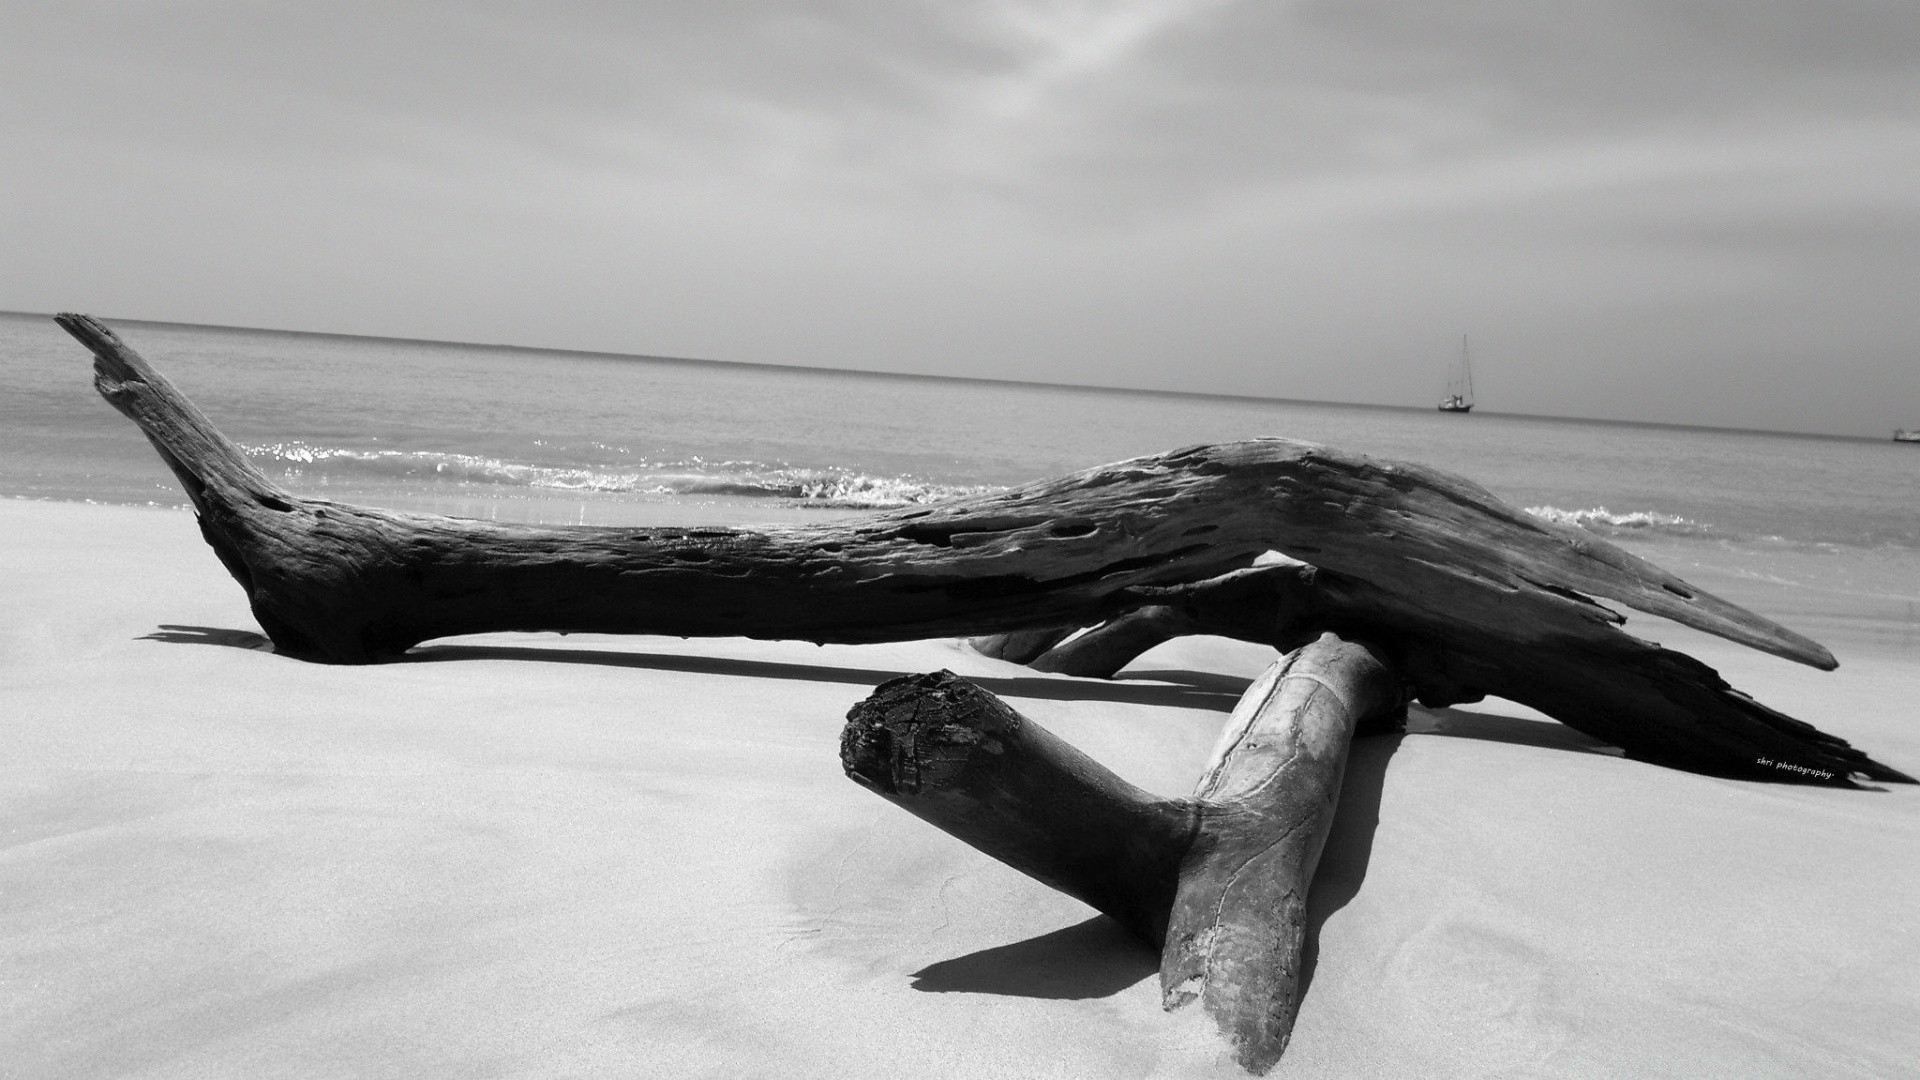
[
  {"xmin": 1526, "ymin": 505, "xmax": 1715, "ymax": 538},
  {"xmin": 243, "ymin": 441, "xmax": 992, "ymax": 509}
]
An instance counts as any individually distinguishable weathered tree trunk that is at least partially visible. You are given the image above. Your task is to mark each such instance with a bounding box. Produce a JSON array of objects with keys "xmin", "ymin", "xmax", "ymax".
[
  {"xmin": 56, "ymin": 312, "xmax": 1822, "ymax": 660},
  {"xmin": 840, "ymin": 635, "xmax": 1404, "ymax": 1073},
  {"xmin": 57, "ymin": 313, "xmax": 1912, "ymax": 785}
]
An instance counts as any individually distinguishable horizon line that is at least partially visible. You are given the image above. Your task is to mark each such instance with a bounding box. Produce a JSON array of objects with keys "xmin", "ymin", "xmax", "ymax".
[{"xmin": 7, "ymin": 308, "xmax": 1886, "ymax": 444}]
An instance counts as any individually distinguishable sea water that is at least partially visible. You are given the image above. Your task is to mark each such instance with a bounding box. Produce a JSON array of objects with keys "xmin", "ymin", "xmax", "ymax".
[{"xmin": 4, "ymin": 310, "xmax": 1915, "ymax": 654}]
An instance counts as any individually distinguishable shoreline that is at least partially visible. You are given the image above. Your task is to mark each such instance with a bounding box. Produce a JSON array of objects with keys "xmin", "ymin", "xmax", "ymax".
[{"xmin": 4, "ymin": 498, "xmax": 1916, "ymax": 1077}]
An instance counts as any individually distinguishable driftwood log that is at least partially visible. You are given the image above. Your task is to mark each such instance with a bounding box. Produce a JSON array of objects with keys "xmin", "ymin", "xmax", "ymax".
[
  {"xmin": 59, "ymin": 312, "xmax": 1915, "ymax": 1073},
  {"xmin": 841, "ymin": 636, "xmax": 1405, "ymax": 1073},
  {"xmin": 57, "ymin": 313, "xmax": 1910, "ymax": 786}
]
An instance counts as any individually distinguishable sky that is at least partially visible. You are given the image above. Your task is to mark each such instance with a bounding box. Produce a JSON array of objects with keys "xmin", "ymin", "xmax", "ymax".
[{"xmin": 4, "ymin": 2, "xmax": 1918, "ymax": 437}]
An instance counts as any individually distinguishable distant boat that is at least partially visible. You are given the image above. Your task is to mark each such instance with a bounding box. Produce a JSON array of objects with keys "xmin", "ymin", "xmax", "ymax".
[
  {"xmin": 1438, "ymin": 335, "xmax": 1475, "ymax": 413},
  {"xmin": 1896, "ymin": 429, "xmax": 1920, "ymax": 443}
]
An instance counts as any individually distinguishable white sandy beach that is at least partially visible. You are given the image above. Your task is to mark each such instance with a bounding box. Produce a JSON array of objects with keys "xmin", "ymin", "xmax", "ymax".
[{"xmin": 4, "ymin": 498, "xmax": 1917, "ymax": 1078}]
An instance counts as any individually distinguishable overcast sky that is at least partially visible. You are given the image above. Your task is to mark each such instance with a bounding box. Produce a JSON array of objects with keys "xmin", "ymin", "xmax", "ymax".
[{"xmin": 5, "ymin": 2, "xmax": 1917, "ymax": 435}]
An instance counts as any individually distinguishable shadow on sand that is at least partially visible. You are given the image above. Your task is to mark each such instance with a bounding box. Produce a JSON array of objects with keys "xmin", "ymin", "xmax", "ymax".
[
  {"xmin": 138, "ymin": 625, "xmax": 1251, "ymax": 710},
  {"xmin": 140, "ymin": 625, "xmax": 274, "ymax": 651},
  {"xmin": 141, "ymin": 622, "xmax": 1626, "ymax": 1003},
  {"xmin": 910, "ymin": 916, "xmax": 1158, "ymax": 1000},
  {"xmin": 904, "ymin": 705, "xmax": 1621, "ymax": 1003}
]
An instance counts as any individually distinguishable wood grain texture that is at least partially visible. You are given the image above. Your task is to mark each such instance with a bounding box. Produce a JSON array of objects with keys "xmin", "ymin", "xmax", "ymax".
[
  {"xmin": 839, "ymin": 640, "xmax": 1404, "ymax": 1074},
  {"xmin": 1160, "ymin": 634, "xmax": 1403, "ymax": 1073}
]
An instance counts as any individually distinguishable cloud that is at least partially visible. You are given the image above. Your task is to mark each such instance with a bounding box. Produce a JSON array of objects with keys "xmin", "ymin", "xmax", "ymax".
[
  {"xmin": 967, "ymin": 0, "xmax": 1232, "ymax": 117},
  {"xmin": 3, "ymin": 2, "xmax": 1917, "ymax": 433},
  {"xmin": 11, "ymin": 2, "xmax": 1912, "ymax": 218}
]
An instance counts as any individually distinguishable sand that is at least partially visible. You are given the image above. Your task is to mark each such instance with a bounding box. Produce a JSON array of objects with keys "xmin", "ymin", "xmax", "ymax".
[{"xmin": 3, "ymin": 498, "xmax": 1916, "ymax": 1078}]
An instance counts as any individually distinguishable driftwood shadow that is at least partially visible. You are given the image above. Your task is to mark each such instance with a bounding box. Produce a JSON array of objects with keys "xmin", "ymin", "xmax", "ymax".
[
  {"xmin": 134, "ymin": 626, "xmax": 1247, "ymax": 710},
  {"xmin": 134, "ymin": 627, "xmax": 1634, "ymax": 762},
  {"xmin": 404, "ymin": 642, "xmax": 1249, "ymax": 710},
  {"xmin": 1408, "ymin": 703, "xmax": 1623, "ymax": 758},
  {"xmin": 1296, "ymin": 705, "xmax": 1624, "ymax": 997},
  {"xmin": 140, "ymin": 624, "xmax": 274, "ymax": 650},
  {"xmin": 1117, "ymin": 667, "xmax": 1256, "ymax": 698},
  {"xmin": 1298, "ymin": 731, "xmax": 1400, "ymax": 1001},
  {"xmin": 910, "ymin": 915, "xmax": 1158, "ymax": 1000}
]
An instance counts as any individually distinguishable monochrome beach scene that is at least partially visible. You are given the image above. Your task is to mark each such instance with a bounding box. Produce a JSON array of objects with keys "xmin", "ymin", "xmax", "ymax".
[{"xmin": 5, "ymin": 5, "xmax": 1918, "ymax": 1077}]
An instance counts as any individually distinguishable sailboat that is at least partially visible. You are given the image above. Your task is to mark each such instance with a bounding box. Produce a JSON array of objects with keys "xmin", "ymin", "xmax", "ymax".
[{"xmin": 1437, "ymin": 335, "xmax": 1475, "ymax": 413}]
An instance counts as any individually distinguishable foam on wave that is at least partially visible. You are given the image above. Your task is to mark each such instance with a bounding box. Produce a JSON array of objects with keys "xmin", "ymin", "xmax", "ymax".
[
  {"xmin": 244, "ymin": 442, "xmax": 989, "ymax": 508},
  {"xmin": 1526, "ymin": 505, "xmax": 1713, "ymax": 537}
]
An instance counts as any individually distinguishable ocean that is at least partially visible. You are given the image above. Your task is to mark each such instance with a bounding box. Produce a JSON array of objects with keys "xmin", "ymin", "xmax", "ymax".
[{"xmin": 4, "ymin": 310, "xmax": 1916, "ymax": 655}]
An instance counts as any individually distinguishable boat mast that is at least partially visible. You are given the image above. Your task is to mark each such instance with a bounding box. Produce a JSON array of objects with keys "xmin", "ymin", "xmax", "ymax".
[{"xmin": 1461, "ymin": 335, "xmax": 1474, "ymax": 405}]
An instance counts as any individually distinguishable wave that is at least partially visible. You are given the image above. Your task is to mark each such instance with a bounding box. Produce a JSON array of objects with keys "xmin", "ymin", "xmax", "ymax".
[
  {"xmin": 1525, "ymin": 505, "xmax": 1715, "ymax": 538},
  {"xmin": 242, "ymin": 441, "xmax": 991, "ymax": 509}
]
